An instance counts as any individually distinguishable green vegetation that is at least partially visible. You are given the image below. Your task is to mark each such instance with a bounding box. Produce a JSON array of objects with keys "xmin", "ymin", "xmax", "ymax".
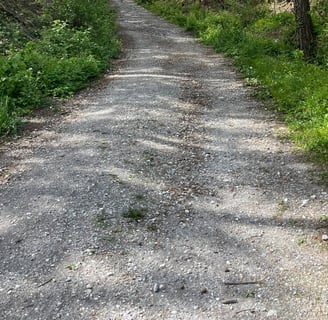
[
  {"xmin": 65, "ymin": 263, "xmax": 77, "ymax": 270},
  {"xmin": 123, "ymin": 207, "xmax": 147, "ymax": 221},
  {"xmin": 0, "ymin": 0, "xmax": 120, "ymax": 135},
  {"xmin": 96, "ymin": 210, "xmax": 108, "ymax": 227},
  {"xmin": 139, "ymin": 0, "xmax": 328, "ymax": 162},
  {"xmin": 135, "ymin": 193, "xmax": 146, "ymax": 201},
  {"xmin": 297, "ymin": 237, "xmax": 307, "ymax": 245}
]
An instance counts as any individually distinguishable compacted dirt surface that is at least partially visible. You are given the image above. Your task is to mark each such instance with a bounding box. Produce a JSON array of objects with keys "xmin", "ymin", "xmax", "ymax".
[{"xmin": 0, "ymin": 0, "xmax": 328, "ymax": 319}]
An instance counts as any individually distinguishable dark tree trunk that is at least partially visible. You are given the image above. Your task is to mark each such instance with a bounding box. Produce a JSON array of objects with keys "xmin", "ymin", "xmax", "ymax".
[{"xmin": 294, "ymin": 0, "xmax": 315, "ymax": 59}]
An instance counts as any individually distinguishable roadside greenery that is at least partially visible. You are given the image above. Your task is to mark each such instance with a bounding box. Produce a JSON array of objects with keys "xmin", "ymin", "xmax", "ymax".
[
  {"xmin": 0, "ymin": 0, "xmax": 120, "ymax": 135},
  {"xmin": 140, "ymin": 0, "xmax": 328, "ymax": 161}
]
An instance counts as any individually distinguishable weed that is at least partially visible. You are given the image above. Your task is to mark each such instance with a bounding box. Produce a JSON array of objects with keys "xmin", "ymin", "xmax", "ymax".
[
  {"xmin": 143, "ymin": 151, "xmax": 155, "ymax": 165},
  {"xmin": 105, "ymin": 236, "xmax": 116, "ymax": 243},
  {"xmin": 275, "ymin": 199, "xmax": 289, "ymax": 216},
  {"xmin": 319, "ymin": 215, "xmax": 328, "ymax": 222},
  {"xmin": 289, "ymin": 218, "xmax": 297, "ymax": 226},
  {"xmin": 297, "ymin": 237, "xmax": 306, "ymax": 245},
  {"xmin": 66, "ymin": 263, "xmax": 77, "ymax": 270},
  {"xmin": 135, "ymin": 194, "xmax": 145, "ymax": 201},
  {"xmin": 243, "ymin": 290, "xmax": 256, "ymax": 298},
  {"xmin": 147, "ymin": 223, "xmax": 158, "ymax": 232},
  {"xmin": 319, "ymin": 171, "xmax": 328, "ymax": 186},
  {"xmin": 96, "ymin": 209, "xmax": 108, "ymax": 227},
  {"xmin": 123, "ymin": 207, "xmax": 146, "ymax": 221},
  {"xmin": 112, "ymin": 227, "xmax": 122, "ymax": 233}
]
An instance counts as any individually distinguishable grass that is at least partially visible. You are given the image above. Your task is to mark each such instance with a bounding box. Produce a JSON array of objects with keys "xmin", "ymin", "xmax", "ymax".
[
  {"xmin": 147, "ymin": 223, "xmax": 158, "ymax": 232},
  {"xmin": 135, "ymin": 193, "xmax": 145, "ymax": 201},
  {"xmin": 123, "ymin": 207, "xmax": 146, "ymax": 221},
  {"xmin": 66, "ymin": 263, "xmax": 77, "ymax": 270},
  {"xmin": 319, "ymin": 215, "xmax": 328, "ymax": 222},
  {"xmin": 105, "ymin": 236, "xmax": 117, "ymax": 243},
  {"xmin": 96, "ymin": 208, "xmax": 108, "ymax": 228},
  {"xmin": 297, "ymin": 237, "xmax": 307, "ymax": 245},
  {"xmin": 274, "ymin": 199, "xmax": 289, "ymax": 219},
  {"xmin": 141, "ymin": 0, "xmax": 328, "ymax": 164}
]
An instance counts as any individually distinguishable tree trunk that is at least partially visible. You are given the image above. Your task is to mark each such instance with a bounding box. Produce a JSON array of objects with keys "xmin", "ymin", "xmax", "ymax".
[{"xmin": 294, "ymin": 0, "xmax": 315, "ymax": 59}]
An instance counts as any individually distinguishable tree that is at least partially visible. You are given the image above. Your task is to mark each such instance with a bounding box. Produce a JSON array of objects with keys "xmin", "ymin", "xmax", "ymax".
[{"xmin": 294, "ymin": 0, "xmax": 315, "ymax": 59}]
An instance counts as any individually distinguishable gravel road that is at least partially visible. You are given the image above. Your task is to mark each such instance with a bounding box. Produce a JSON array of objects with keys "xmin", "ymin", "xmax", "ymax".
[{"xmin": 0, "ymin": 0, "xmax": 327, "ymax": 319}]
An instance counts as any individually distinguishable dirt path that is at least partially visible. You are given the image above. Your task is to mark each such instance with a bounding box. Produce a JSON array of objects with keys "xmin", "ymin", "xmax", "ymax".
[{"xmin": 0, "ymin": 0, "xmax": 327, "ymax": 319}]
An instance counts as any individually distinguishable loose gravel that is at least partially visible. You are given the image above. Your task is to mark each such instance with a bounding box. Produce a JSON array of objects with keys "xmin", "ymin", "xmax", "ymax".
[{"xmin": 0, "ymin": 0, "xmax": 327, "ymax": 319}]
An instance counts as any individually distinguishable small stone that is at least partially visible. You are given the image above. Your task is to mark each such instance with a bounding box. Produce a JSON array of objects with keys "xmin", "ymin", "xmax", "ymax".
[
  {"xmin": 322, "ymin": 234, "xmax": 328, "ymax": 241},
  {"xmin": 159, "ymin": 284, "xmax": 166, "ymax": 291},
  {"xmin": 153, "ymin": 283, "xmax": 159, "ymax": 293},
  {"xmin": 300, "ymin": 199, "xmax": 309, "ymax": 207},
  {"xmin": 267, "ymin": 309, "xmax": 278, "ymax": 317},
  {"xmin": 222, "ymin": 299, "xmax": 238, "ymax": 304},
  {"xmin": 200, "ymin": 287, "xmax": 207, "ymax": 294}
]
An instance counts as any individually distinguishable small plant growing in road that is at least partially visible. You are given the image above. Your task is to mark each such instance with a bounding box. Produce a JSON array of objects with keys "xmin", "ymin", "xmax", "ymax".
[
  {"xmin": 96, "ymin": 208, "xmax": 109, "ymax": 228},
  {"xmin": 274, "ymin": 199, "xmax": 289, "ymax": 219},
  {"xmin": 105, "ymin": 236, "xmax": 117, "ymax": 243},
  {"xmin": 123, "ymin": 207, "xmax": 146, "ymax": 221},
  {"xmin": 319, "ymin": 215, "xmax": 328, "ymax": 222},
  {"xmin": 66, "ymin": 263, "xmax": 77, "ymax": 271},
  {"xmin": 297, "ymin": 237, "xmax": 306, "ymax": 245},
  {"xmin": 147, "ymin": 223, "xmax": 158, "ymax": 232},
  {"xmin": 135, "ymin": 194, "xmax": 145, "ymax": 201}
]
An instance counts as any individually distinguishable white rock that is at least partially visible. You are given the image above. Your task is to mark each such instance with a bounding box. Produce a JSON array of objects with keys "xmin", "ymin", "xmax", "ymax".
[
  {"xmin": 153, "ymin": 283, "xmax": 159, "ymax": 293},
  {"xmin": 322, "ymin": 234, "xmax": 328, "ymax": 241},
  {"xmin": 267, "ymin": 309, "xmax": 278, "ymax": 317}
]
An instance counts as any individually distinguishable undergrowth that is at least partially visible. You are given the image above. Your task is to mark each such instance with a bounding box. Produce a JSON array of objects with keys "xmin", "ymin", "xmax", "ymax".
[
  {"xmin": 0, "ymin": 0, "xmax": 120, "ymax": 135},
  {"xmin": 140, "ymin": 0, "xmax": 328, "ymax": 163}
]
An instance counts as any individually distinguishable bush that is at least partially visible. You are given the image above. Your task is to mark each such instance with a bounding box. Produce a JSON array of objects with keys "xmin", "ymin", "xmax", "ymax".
[
  {"xmin": 0, "ymin": 96, "xmax": 20, "ymax": 135},
  {"xmin": 0, "ymin": 0, "xmax": 120, "ymax": 135}
]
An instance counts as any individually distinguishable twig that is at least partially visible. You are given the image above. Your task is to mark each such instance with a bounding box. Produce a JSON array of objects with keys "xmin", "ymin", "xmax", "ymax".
[
  {"xmin": 222, "ymin": 299, "xmax": 238, "ymax": 305},
  {"xmin": 235, "ymin": 308, "xmax": 255, "ymax": 315},
  {"xmin": 37, "ymin": 278, "xmax": 53, "ymax": 288},
  {"xmin": 223, "ymin": 280, "xmax": 263, "ymax": 286}
]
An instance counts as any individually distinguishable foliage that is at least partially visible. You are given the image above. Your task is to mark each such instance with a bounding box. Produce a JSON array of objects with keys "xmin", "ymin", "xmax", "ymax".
[
  {"xmin": 144, "ymin": 0, "xmax": 328, "ymax": 160},
  {"xmin": 0, "ymin": 95, "xmax": 20, "ymax": 135},
  {"xmin": 0, "ymin": 0, "xmax": 120, "ymax": 135},
  {"xmin": 123, "ymin": 207, "xmax": 147, "ymax": 221}
]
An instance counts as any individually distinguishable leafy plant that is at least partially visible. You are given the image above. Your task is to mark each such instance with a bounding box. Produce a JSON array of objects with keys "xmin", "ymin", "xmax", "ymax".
[
  {"xmin": 0, "ymin": 0, "xmax": 120, "ymax": 134},
  {"xmin": 66, "ymin": 263, "xmax": 77, "ymax": 270},
  {"xmin": 0, "ymin": 96, "xmax": 20, "ymax": 135},
  {"xmin": 123, "ymin": 207, "xmax": 147, "ymax": 221}
]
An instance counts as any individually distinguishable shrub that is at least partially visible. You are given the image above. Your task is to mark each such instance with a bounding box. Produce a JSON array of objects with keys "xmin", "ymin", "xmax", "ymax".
[
  {"xmin": 0, "ymin": 96, "xmax": 20, "ymax": 135},
  {"xmin": 0, "ymin": 0, "xmax": 120, "ymax": 135}
]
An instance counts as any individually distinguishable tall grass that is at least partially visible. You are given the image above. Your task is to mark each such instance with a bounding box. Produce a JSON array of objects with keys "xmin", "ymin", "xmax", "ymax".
[{"xmin": 142, "ymin": 0, "xmax": 328, "ymax": 161}]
